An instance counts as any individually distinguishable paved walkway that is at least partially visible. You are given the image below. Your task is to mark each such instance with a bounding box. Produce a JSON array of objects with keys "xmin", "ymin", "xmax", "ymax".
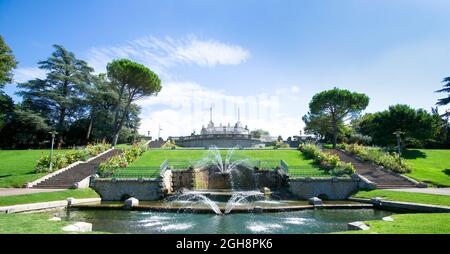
[
  {"xmin": 385, "ymin": 188, "xmax": 450, "ymax": 196},
  {"xmin": 0, "ymin": 188, "xmax": 66, "ymax": 197}
]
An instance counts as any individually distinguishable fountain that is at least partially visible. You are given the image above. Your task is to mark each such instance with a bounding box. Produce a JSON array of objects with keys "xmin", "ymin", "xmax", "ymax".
[
  {"xmin": 166, "ymin": 147, "xmax": 275, "ymax": 214},
  {"xmin": 167, "ymin": 191, "xmax": 223, "ymax": 215}
]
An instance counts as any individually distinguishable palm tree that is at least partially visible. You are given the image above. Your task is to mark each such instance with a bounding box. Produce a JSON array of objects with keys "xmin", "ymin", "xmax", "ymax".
[{"xmin": 436, "ymin": 77, "xmax": 450, "ymax": 106}]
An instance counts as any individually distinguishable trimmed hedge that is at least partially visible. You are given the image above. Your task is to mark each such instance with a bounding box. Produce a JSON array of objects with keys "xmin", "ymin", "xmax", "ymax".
[{"xmin": 299, "ymin": 144, "xmax": 355, "ymax": 176}]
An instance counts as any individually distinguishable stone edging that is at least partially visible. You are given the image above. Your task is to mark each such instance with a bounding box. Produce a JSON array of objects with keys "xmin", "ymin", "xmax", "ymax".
[
  {"xmin": 25, "ymin": 148, "xmax": 114, "ymax": 188},
  {"xmin": 0, "ymin": 198, "xmax": 101, "ymax": 214},
  {"xmin": 348, "ymin": 197, "xmax": 450, "ymax": 213}
]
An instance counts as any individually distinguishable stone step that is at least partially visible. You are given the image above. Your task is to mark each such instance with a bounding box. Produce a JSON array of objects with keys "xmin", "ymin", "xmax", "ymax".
[{"xmin": 33, "ymin": 149, "xmax": 119, "ymax": 189}]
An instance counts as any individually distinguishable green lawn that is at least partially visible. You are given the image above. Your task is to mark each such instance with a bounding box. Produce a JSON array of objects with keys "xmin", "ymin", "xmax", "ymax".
[
  {"xmin": 0, "ymin": 212, "xmax": 107, "ymax": 234},
  {"xmin": 336, "ymin": 213, "xmax": 450, "ymax": 234},
  {"xmin": 0, "ymin": 212, "xmax": 76, "ymax": 234},
  {"xmin": 0, "ymin": 150, "xmax": 67, "ymax": 188},
  {"xmin": 353, "ymin": 190, "xmax": 450, "ymax": 207},
  {"xmin": 121, "ymin": 149, "xmax": 329, "ymax": 178},
  {"xmin": 0, "ymin": 188, "xmax": 99, "ymax": 207},
  {"xmin": 402, "ymin": 149, "xmax": 450, "ymax": 187}
]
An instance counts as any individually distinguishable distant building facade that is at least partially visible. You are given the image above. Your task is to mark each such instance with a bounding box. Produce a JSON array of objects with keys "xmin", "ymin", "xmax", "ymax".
[{"xmin": 170, "ymin": 108, "xmax": 266, "ymax": 148}]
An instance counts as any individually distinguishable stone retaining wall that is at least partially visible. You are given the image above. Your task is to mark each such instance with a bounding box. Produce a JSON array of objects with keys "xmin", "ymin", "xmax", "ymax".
[
  {"xmin": 90, "ymin": 177, "xmax": 163, "ymax": 201},
  {"xmin": 289, "ymin": 175, "xmax": 361, "ymax": 200}
]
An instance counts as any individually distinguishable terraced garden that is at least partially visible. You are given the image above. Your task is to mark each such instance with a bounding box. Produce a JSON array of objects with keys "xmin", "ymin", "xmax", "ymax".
[{"xmin": 112, "ymin": 149, "xmax": 330, "ymax": 178}]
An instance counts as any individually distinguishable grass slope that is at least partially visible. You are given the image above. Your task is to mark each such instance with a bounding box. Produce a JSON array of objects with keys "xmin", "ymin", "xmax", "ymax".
[
  {"xmin": 0, "ymin": 150, "xmax": 67, "ymax": 188},
  {"xmin": 128, "ymin": 149, "xmax": 328, "ymax": 177},
  {"xmin": 0, "ymin": 188, "xmax": 99, "ymax": 207},
  {"xmin": 353, "ymin": 190, "xmax": 450, "ymax": 207},
  {"xmin": 403, "ymin": 149, "xmax": 450, "ymax": 187},
  {"xmin": 337, "ymin": 213, "xmax": 450, "ymax": 234}
]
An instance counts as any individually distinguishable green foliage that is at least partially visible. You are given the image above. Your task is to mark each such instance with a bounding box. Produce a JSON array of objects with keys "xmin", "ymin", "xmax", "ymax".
[
  {"xmin": 274, "ymin": 140, "xmax": 290, "ymax": 148},
  {"xmin": 107, "ymin": 59, "xmax": 161, "ymax": 146},
  {"xmin": 86, "ymin": 143, "xmax": 110, "ymax": 157},
  {"xmin": 436, "ymin": 77, "xmax": 450, "ymax": 106},
  {"xmin": 35, "ymin": 143, "xmax": 109, "ymax": 173},
  {"xmin": 35, "ymin": 153, "xmax": 68, "ymax": 173},
  {"xmin": 98, "ymin": 144, "xmax": 146, "ymax": 177},
  {"xmin": 299, "ymin": 144, "xmax": 355, "ymax": 176},
  {"xmin": 0, "ymin": 35, "xmax": 17, "ymax": 88},
  {"xmin": 304, "ymin": 87, "xmax": 369, "ymax": 147},
  {"xmin": 353, "ymin": 104, "xmax": 441, "ymax": 148},
  {"xmin": 341, "ymin": 143, "xmax": 411, "ymax": 173},
  {"xmin": 65, "ymin": 149, "xmax": 89, "ymax": 164},
  {"xmin": 17, "ymin": 45, "xmax": 95, "ymax": 144}
]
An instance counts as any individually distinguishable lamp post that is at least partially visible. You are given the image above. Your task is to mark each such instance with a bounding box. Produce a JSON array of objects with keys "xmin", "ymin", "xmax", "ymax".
[
  {"xmin": 393, "ymin": 130, "xmax": 404, "ymax": 163},
  {"xmin": 49, "ymin": 130, "xmax": 58, "ymax": 172}
]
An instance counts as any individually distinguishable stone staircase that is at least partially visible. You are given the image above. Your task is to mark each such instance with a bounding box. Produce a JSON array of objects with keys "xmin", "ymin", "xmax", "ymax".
[
  {"xmin": 328, "ymin": 149, "xmax": 419, "ymax": 189},
  {"xmin": 33, "ymin": 149, "xmax": 120, "ymax": 189}
]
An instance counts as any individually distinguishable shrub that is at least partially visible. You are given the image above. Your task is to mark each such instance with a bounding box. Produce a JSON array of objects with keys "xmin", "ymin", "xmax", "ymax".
[
  {"xmin": 299, "ymin": 144, "xmax": 321, "ymax": 159},
  {"xmin": 332, "ymin": 162, "xmax": 355, "ymax": 176},
  {"xmin": 98, "ymin": 156, "xmax": 124, "ymax": 177},
  {"xmin": 65, "ymin": 149, "xmax": 89, "ymax": 164},
  {"xmin": 34, "ymin": 143, "xmax": 110, "ymax": 173},
  {"xmin": 86, "ymin": 143, "xmax": 110, "ymax": 157},
  {"xmin": 299, "ymin": 143, "xmax": 355, "ymax": 176},
  {"xmin": 275, "ymin": 140, "xmax": 290, "ymax": 148},
  {"xmin": 97, "ymin": 145, "xmax": 146, "ymax": 177},
  {"xmin": 340, "ymin": 143, "xmax": 411, "ymax": 173},
  {"xmin": 35, "ymin": 154, "xmax": 68, "ymax": 173}
]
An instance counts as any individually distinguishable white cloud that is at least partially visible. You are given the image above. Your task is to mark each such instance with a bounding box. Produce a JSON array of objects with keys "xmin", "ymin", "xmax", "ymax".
[
  {"xmin": 13, "ymin": 67, "xmax": 46, "ymax": 83},
  {"xmin": 136, "ymin": 82, "xmax": 302, "ymax": 139},
  {"xmin": 86, "ymin": 35, "xmax": 250, "ymax": 75}
]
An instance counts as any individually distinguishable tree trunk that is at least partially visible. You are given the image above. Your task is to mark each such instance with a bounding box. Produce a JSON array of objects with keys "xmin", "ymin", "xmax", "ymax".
[
  {"xmin": 112, "ymin": 98, "xmax": 133, "ymax": 146},
  {"xmin": 57, "ymin": 106, "xmax": 66, "ymax": 146},
  {"xmin": 111, "ymin": 84, "xmax": 126, "ymax": 146},
  {"xmin": 86, "ymin": 109, "xmax": 94, "ymax": 143},
  {"xmin": 332, "ymin": 117, "xmax": 338, "ymax": 148}
]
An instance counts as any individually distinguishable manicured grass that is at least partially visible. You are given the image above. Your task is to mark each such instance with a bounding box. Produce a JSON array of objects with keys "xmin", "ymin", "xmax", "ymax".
[
  {"xmin": 0, "ymin": 212, "xmax": 108, "ymax": 234},
  {"xmin": 127, "ymin": 149, "xmax": 329, "ymax": 177},
  {"xmin": 0, "ymin": 150, "xmax": 66, "ymax": 188},
  {"xmin": 0, "ymin": 212, "xmax": 75, "ymax": 234},
  {"xmin": 353, "ymin": 190, "xmax": 450, "ymax": 207},
  {"xmin": 0, "ymin": 188, "xmax": 99, "ymax": 207},
  {"xmin": 403, "ymin": 149, "xmax": 450, "ymax": 187},
  {"xmin": 336, "ymin": 213, "xmax": 450, "ymax": 234}
]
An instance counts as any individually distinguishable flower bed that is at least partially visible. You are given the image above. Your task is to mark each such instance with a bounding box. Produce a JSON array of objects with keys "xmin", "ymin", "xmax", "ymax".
[
  {"xmin": 98, "ymin": 142, "xmax": 148, "ymax": 177},
  {"xmin": 35, "ymin": 143, "xmax": 110, "ymax": 173},
  {"xmin": 299, "ymin": 144, "xmax": 355, "ymax": 176},
  {"xmin": 338, "ymin": 143, "xmax": 411, "ymax": 173}
]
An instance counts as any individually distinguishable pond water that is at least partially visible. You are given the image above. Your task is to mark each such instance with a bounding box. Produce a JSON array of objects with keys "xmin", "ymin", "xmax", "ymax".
[{"xmin": 60, "ymin": 209, "xmax": 393, "ymax": 234}]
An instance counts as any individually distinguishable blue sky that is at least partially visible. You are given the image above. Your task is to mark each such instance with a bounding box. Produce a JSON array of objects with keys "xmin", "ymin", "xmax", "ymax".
[{"xmin": 1, "ymin": 0, "xmax": 450, "ymax": 138}]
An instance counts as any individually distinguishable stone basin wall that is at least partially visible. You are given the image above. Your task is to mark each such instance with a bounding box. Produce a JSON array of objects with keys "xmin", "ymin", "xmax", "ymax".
[
  {"xmin": 171, "ymin": 166, "xmax": 286, "ymax": 191},
  {"xmin": 288, "ymin": 175, "xmax": 361, "ymax": 200},
  {"xmin": 90, "ymin": 177, "xmax": 163, "ymax": 201}
]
